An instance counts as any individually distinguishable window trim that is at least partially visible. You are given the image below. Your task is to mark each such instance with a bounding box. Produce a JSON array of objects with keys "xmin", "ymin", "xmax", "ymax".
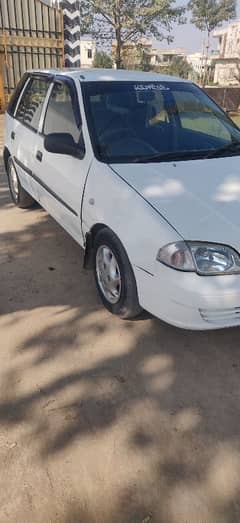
[
  {"xmin": 38, "ymin": 82, "xmax": 55, "ymax": 134},
  {"xmin": 14, "ymin": 73, "xmax": 53, "ymax": 133}
]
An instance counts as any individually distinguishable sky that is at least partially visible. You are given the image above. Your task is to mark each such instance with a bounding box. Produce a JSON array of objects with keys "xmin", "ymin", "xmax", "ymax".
[
  {"xmin": 163, "ymin": 0, "xmax": 240, "ymax": 53},
  {"xmin": 41, "ymin": 0, "xmax": 240, "ymax": 54}
]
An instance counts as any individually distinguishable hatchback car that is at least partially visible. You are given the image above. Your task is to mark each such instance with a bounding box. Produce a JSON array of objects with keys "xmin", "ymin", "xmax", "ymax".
[{"xmin": 4, "ymin": 68, "xmax": 240, "ymax": 330}]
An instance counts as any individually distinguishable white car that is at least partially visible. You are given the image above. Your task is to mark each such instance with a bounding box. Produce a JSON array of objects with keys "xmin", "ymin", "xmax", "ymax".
[{"xmin": 4, "ymin": 68, "xmax": 240, "ymax": 330}]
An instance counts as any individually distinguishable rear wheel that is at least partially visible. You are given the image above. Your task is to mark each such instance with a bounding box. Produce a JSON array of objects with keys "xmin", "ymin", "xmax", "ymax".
[
  {"xmin": 93, "ymin": 228, "xmax": 142, "ymax": 319},
  {"xmin": 7, "ymin": 157, "xmax": 35, "ymax": 209}
]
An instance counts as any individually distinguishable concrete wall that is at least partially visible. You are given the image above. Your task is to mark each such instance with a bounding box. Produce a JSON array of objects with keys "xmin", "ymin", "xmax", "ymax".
[
  {"xmin": 80, "ymin": 39, "xmax": 96, "ymax": 68},
  {"xmin": 214, "ymin": 61, "xmax": 240, "ymax": 86}
]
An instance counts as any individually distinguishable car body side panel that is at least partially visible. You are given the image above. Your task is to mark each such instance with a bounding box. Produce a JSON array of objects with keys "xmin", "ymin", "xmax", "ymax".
[
  {"xmin": 4, "ymin": 114, "xmax": 38, "ymax": 199},
  {"xmin": 82, "ymin": 159, "xmax": 180, "ymax": 275}
]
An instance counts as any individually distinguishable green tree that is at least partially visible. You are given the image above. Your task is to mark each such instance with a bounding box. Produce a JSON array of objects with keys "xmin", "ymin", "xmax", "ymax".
[
  {"xmin": 80, "ymin": 0, "xmax": 185, "ymax": 69},
  {"xmin": 157, "ymin": 56, "xmax": 193, "ymax": 79},
  {"xmin": 139, "ymin": 48, "xmax": 152, "ymax": 72},
  {"xmin": 93, "ymin": 51, "xmax": 113, "ymax": 68},
  {"xmin": 168, "ymin": 56, "xmax": 193, "ymax": 79},
  {"xmin": 121, "ymin": 44, "xmax": 152, "ymax": 71},
  {"xmin": 188, "ymin": 0, "xmax": 236, "ymax": 83}
]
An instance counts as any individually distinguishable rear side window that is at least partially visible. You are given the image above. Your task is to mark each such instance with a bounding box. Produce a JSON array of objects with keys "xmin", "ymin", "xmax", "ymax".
[
  {"xmin": 15, "ymin": 76, "xmax": 51, "ymax": 131},
  {"xmin": 7, "ymin": 73, "xmax": 29, "ymax": 116}
]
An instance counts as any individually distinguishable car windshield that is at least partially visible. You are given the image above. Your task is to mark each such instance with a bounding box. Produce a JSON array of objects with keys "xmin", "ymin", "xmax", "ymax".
[{"xmin": 81, "ymin": 80, "xmax": 240, "ymax": 164}]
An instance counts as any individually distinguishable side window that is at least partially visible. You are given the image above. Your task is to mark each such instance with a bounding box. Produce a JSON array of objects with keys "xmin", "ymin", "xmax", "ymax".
[
  {"xmin": 43, "ymin": 82, "xmax": 82, "ymax": 145},
  {"xmin": 15, "ymin": 76, "xmax": 51, "ymax": 131},
  {"xmin": 7, "ymin": 73, "xmax": 29, "ymax": 116},
  {"xmin": 173, "ymin": 90, "xmax": 231, "ymax": 141}
]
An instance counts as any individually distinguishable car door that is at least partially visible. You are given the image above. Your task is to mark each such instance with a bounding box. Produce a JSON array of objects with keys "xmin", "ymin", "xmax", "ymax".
[
  {"xmin": 33, "ymin": 77, "xmax": 92, "ymax": 245},
  {"xmin": 12, "ymin": 74, "xmax": 52, "ymax": 200}
]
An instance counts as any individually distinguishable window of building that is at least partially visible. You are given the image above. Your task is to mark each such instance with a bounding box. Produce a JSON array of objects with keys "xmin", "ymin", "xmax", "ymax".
[{"xmin": 87, "ymin": 49, "xmax": 92, "ymax": 60}]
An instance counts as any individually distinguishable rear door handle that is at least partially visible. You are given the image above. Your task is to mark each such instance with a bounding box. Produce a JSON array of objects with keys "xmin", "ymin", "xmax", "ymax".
[
  {"xmin": 11, "ymin": 131, "xmax": 15, "ymax": 140},
  {"xmin": 36, "ymin": 150, "xmax": 43, "ymax": 162}
]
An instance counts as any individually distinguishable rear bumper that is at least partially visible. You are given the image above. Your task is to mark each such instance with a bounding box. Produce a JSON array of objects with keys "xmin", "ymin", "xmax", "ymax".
[{"xmin": 134, "ymin": 263, "xmax": 240, "ymax": 330}]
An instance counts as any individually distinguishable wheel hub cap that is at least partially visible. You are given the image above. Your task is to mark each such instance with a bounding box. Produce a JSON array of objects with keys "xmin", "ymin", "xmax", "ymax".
[{"xmin": 96, "ymin": 246, "xmax": 121, "ymax": 304}]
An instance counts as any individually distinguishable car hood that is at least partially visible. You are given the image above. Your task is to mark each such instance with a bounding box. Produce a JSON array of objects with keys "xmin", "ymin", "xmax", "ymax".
[{"xmin": 111, "ymin": 156, "xmax": 240, "ymax": 250}]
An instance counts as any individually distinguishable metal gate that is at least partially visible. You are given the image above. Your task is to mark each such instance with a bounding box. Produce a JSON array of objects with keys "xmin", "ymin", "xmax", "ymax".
[{"xmin": 0, "ymin": 0, "xmax": 64, "ymax": 112}]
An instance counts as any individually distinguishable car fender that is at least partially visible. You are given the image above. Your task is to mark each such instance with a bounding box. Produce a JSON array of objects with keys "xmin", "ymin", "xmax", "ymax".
[{"xmin": 81, "ymin": 159, "xmax": 181, "ymax": 276}]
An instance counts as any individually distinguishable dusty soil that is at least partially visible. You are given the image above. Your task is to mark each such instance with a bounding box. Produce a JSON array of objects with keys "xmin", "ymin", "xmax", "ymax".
[{"xmin": 1, "ymin": 114, "xmax": 240, "ymax": 523}]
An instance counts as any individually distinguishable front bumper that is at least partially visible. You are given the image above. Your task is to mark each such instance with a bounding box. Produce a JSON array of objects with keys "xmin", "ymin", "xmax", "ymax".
[{"xmin": 134, "ymin": 263, "xmax": 240, "ymax": 330}]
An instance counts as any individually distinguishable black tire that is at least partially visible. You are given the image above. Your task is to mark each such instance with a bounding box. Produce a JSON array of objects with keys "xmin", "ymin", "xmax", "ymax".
[
  {"xmin": 93, "ymin": 228, "xmax": 142, "ymax": 319},
  {"xmin": 7, "ymin": 157, "xmax": 35, "ymax": 209}
]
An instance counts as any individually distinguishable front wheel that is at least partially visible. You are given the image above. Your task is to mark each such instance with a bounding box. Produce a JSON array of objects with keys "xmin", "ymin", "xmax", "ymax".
[
  {"xmin": 93, "ymin": 228, "xmax": 142, "ymax": 319},
  {"xmin": 7, "ymin": 157, "xmax": 35, "ymax": 209}
]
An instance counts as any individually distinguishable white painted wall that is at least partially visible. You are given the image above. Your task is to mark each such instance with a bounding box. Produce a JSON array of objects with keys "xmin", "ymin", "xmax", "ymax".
[{"xmin": 80, "ymin": 39, "xmax": 96, "ymax": 68}]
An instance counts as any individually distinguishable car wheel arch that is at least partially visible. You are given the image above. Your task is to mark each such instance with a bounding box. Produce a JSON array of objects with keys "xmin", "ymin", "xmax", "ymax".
[{"xmin": 83, "ymin": 223, "xmax": 128, "ymax": 270}]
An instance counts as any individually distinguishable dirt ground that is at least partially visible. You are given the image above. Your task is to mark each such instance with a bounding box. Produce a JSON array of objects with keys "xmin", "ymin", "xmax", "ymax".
[{"xmin": 1, "ymin": 113, "xmax": 240, "ymax": 523}]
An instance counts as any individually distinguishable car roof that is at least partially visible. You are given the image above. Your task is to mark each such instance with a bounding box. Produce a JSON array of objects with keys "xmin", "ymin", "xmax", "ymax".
[{"xmin": 28, "ymin": 68, "xmax": 190, "ymax": 83}]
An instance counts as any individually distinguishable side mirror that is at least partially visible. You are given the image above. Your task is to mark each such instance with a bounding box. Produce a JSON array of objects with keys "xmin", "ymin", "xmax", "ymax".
[{"xmin": 44, "ymin": 133, "xmax": 85, "ymax": 159}]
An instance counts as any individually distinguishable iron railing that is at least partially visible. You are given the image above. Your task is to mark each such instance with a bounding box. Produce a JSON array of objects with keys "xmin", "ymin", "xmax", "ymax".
[{"xmin": 0, "ymin": 0, "xmax": 64, "ymax": 111}]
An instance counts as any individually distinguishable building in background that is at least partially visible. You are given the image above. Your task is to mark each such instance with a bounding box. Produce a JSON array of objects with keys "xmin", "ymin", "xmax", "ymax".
[
  {"xmin": 112, "ymin": 39, "xmax": 187, "ymax": 70},
  {"xmin": 213, "ymin": 21, "xmax": 240, "ymax": 86},
  {"xmin": 79, "ymin": 37, "xmax": 96, "ymax": 68},
  {"xmin": 186, "ymin": 51, "xmax": 214, "ymax": 83},
  {"xmin": 150, "ymin": 48, "xmax": 187, "ymax": 68}
]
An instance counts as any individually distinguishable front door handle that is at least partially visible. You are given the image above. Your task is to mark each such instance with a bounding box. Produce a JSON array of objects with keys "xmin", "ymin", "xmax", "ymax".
[{"xmin": 36, "ymin": 150, "xmax": 43, "ymax": 162}]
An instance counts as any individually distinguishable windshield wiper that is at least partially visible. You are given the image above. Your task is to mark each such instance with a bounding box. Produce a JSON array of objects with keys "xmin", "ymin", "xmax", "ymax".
[
  {"xmin": 206, "ymin": 141, "xmax": 240, "ymax": 159},
  {"xmin": 132, "ymin": 150, "xmax": 206, "ymax": 163}
]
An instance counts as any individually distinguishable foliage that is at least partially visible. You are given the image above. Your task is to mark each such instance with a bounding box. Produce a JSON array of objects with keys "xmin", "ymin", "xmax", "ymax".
[
  {"xmin": 169, "ymin": 56, "xmax": 193, "ymax": 78},
  {"xmin": 80, "ymin": 0, "xmax": 185, "ymax": 68},
  {"xmin": 121, "ymin": 43, "xmax": 151, "ymax": 71},
  {"xmin": 188, "ymin": 0, "xmax": 236, "ymax": 35},
  {"xmin": 157, "ymin": 56, "xmax": 193, "ymax": 79},
  {"xmin": 139, "ymin": 49, "xmax": 152, "ymax": 71},
  {"xmin": 93, "ymin": 51, "xmax": 113, "ymax": 68}
]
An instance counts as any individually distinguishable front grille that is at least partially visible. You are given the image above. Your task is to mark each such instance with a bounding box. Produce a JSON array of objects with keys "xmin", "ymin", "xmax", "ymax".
[{"xmin": 200, "ymin": 307, "xmax": 240, "ymax": 324}]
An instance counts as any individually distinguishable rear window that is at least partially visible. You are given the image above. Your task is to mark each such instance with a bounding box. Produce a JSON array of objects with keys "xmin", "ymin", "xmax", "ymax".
[{"xmin": 15, "ymin": 76, "xmax": 51, "ymax": 131}]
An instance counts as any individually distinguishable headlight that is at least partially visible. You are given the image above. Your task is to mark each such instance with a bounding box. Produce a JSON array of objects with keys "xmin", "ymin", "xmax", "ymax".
[{"xmin": 157, "ymin": 241, "xmax": 240, "ymax": 275}]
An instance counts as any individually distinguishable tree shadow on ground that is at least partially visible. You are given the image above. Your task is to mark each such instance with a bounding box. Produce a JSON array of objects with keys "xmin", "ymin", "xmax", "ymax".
[{"xmin": 1, "ymin": 172, "xmax": 240, "ymax": 523}]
